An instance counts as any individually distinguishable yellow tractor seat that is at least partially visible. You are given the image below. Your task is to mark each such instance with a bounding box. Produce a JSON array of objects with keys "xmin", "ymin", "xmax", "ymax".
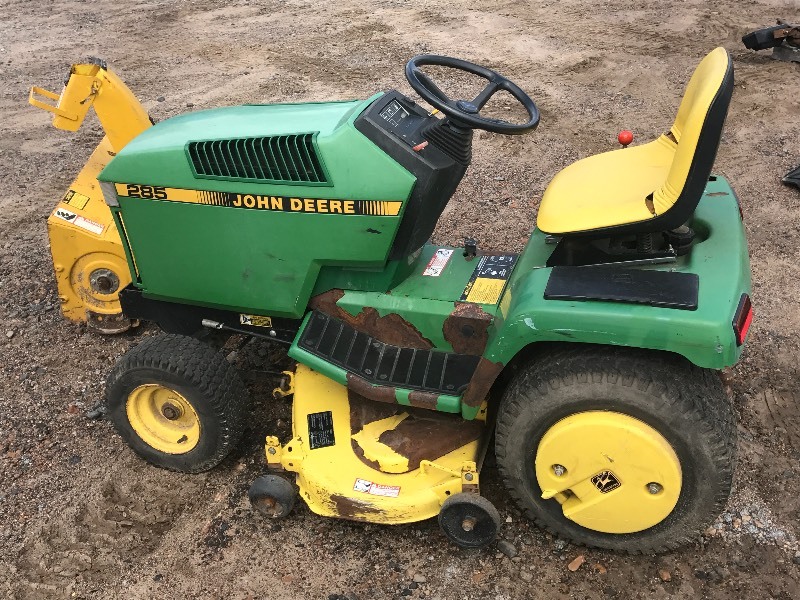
[{"xmin": 537, "ymin": 48, "xmax": 734, "ymax": 237}]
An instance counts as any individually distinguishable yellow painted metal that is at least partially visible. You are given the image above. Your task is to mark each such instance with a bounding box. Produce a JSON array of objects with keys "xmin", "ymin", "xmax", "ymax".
[
  {"xmin": 126, "ymin": 384, "xmax": 201, "ymax": 454},
  {"xmin": 535, "ymin": 411, "xmax": 682, "ymax": 534},
  {"xmin": 273, "ymin": 365, "xmax": 483, "ymax": 524},
  {"xmin": 351, "ymin": 414, "xmax": 411, "ymax": 473},
  {"xmin": 537, "ymin": 48, "xmax": 730, "ymax": 234},
  {"xmin": 47, "ymin": 137, "xmax": 132, "ymax": 325},
  {"xmin": 30, "ymin": 62, "xmax": 151, "ymax": 152},
  {"xmin": 31, "ymin": 62, "xmax": 152, "ymax": 329}
]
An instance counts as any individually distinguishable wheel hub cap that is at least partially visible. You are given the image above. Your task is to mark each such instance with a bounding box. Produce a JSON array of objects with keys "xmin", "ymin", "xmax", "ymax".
[
  {"xmin": 126, "ymin": 384, "xmax": 201, "ymax": 454},
  {"xmin": 535, "ymin": 411, "xmax": 681, "ymax": 534}
]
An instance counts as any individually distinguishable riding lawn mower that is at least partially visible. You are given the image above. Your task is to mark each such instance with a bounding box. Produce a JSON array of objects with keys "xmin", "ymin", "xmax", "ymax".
[{"xmin": 30, "ymin": 48, "xmax": 752, "ymax": 552}]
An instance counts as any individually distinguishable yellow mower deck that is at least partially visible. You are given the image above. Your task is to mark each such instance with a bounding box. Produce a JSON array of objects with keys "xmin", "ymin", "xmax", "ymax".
[{"xmin": 265, "ymin": 365, "xmax": 488, "ymax": 524}]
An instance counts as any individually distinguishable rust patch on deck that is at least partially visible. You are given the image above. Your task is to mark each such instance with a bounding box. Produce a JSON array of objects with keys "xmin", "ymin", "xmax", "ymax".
[
  {"xmin": 346, "ymin": 373, "xmax": 397, "ymax": 405},
  {"xmin": 442, "ymin": 302, "xmax": 493, "ymax": 355},
  {"xmin": 309, "ymin": 289, "xmax": 433, "ymax": 349},
  {"xmin": 378, "ymin": 413, "xmax": 484, "ymax": 471},
  {"xmin": 461, "ymin": 358, "xmax": 504, "ymax": 408}
]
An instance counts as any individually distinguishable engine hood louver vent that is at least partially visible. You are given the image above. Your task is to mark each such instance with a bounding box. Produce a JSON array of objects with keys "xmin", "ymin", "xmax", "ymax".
[{"xmin": 187, "ymin": 134, "xmax": 328, "ymax": 184}]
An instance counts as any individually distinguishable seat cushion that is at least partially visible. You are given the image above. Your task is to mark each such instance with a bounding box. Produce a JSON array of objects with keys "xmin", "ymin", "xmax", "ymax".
[{"xmin": 537, "ymin": 135, "xmax": 676, "ymax": 235}]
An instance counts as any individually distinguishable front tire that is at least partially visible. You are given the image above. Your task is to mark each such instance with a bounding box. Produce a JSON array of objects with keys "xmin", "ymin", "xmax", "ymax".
[
  {"xmin": 106, "ymin": 334, "xmax": 250, "ymax": 473},
  {"xmin": 495, "ymin": 346, "xmax": 735, "ymax": 553}
]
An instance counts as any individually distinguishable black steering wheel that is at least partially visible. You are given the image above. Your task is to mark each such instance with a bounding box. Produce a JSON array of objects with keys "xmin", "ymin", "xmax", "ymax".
[{"xmin": 405, "ymin": 55, "xmax": 540, "ymax": 135}]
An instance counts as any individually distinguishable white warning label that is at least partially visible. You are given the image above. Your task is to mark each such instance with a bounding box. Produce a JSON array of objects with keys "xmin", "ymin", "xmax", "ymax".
[
  {"xmin": 353, "ymin": 478, "xmax": 400, "ymax": 498},
  {"xmin": 422, "ymin": 248, "xmax": 453, "ymax": 277}
]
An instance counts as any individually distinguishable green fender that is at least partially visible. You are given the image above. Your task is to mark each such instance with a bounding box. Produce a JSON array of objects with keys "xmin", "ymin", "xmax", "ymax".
[{"xmin": 484, "ymin": 176, "xmax": 752, "ymax": 373}]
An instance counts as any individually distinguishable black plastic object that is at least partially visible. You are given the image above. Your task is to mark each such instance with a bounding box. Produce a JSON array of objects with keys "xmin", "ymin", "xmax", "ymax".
[
  {"xmin": 783, "ymin": 165, "xmax": 800, "ymax": 189},
  {"xmin": 119, "ymin": 285, "xmax": 301, "ymax": 342},
  {"xmin": 545, "ymin": 234, "xmax": 676, "ymax": 268},
  {"xmin": 438, "ymin": 493, "xmax": 502, "ymax": 549},
  {"xmin": 464, "ymin": 238, "xmax": 478, "ymax": 257},
  {"xmin": 299, "ymin": 311, "xmax": 480, "ymax": 394},
  {"xmin": 248, "ymin": 475, "xmax": 297, "ymax": 519},
  {"xmin": 742, "ymin": 24, "xmax": 795, "ymax": 50},
  {"xmin": 354, "ymin": 91, "xmax": 469, "ymax": 261},
  {"xmin": 544, "ymin": 266, "xmax": 700, "ymax": 310},
  {"xmin": 405, "ymin": 55, "xmax": 540, "ymax": 134}
]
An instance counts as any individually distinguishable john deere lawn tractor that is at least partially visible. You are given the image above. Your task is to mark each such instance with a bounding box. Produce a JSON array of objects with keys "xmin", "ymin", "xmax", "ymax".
[{"xmin": 32, "ymin": 48, "xmax": 752, "ymax": 552}]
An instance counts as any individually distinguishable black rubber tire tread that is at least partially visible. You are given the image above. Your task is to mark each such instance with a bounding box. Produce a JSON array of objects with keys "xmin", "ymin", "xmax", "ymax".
[
  {"xmin": 248, "ymin": 475, "xmax": 297, "ymax": 519},
  {"xmin": 495, "ymin": 345, "xmax": 735, "ymax": 554},
  {"xmin": 105, "ymin": 333, "xmax": 250, "ymax": 473},
  {"xmin": 438, "ymin": 492, "xmax": 502, "ymax": 549}
]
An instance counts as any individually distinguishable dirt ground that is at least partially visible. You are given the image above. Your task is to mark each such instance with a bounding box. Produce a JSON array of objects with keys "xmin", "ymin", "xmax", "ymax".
[{"xmin": 1, "ymin": 0, "xmax": 800, "ymax": 598}]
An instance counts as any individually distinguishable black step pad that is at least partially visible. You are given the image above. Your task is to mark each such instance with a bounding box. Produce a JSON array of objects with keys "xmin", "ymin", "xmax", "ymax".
[
  {"xmin": 299, "ymin": 311, "xmax": 480, "ymax": 394},
  {"xmin": 544, "ymin": 266, "xmax": 699, "ymax": 310}
]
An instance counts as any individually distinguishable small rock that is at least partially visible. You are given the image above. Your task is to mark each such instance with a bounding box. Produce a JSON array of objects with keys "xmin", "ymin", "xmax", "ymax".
[
  {"xmin": 186, "ymin": 102, "xmax": 195, "ymax": 108},
  {"xmin": 742, "ymin": 515, "xmax": 752, "ymax": 523},
  {"xmin": 592, "ymin": 563, "xmax": 607, "ymax": 575},
  {"xmin": 659, "ymin": 569, "xmax": 671, "ymax": 582},
  {"xmin": 5, "ymin": 330, "xmax": 13, "ymax": 339},
  {"xmin": 520, "ymin": 570, "xmax": 533, "ymax": 583},
  {"xmin": 553, "ymin": 538, "xmax": 569, "ymax": 551},
  {"xmin": 792, "ymin": 552, "xmax": 800, "ymax": 565},
  {"xmin": 86, "ymin": 405, "xmax": 106, "ymax": 420},
  {"xmin": 400, "ymin": 589, "xmax": 412, "ymax": 597},
  {"xmin": 505, "ymin": 515, "xmax": 513, "ymax": 523},
  {"xmin": 497, "ymin": 540, "xmax": 517, "ymax": 558},
  {"xmin": 408, "ymin": 582, "xmax": 418, "ymax": 590},
  {"xmin": 68, "ymin": 455, "xmax": 81, "ymax": 465},
  {"xmin": 153, "ymin": 573, "xmax": 163, "ymax": 582},
  {"xmin": 405, "ymin": 568, "xmax": 416, "ymax": 578},
  {"xmin": 412, "ymin": 574, "xmax": 427, "ymax": 584},
  {"xmin": 157, "ymin": 96, "xmax": 165, "ymax": 102},
  {"xmin": 567, "ymin": 555, "xmax": 585, "ymax": 572}
]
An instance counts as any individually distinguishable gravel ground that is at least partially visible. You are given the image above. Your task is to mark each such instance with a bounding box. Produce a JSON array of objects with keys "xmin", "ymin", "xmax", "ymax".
[{"xmin": 1, "ymin": 1, "xmax": 800, "ymax": 598}]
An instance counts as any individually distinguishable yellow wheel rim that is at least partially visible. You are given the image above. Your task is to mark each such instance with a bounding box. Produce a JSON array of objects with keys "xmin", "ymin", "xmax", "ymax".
[
  {"xmin": 535, "ymin": 411, "xmax": 682, "ymax": 534},
  {"xmin": 126, "ymin": 384, "xmax": 201, "ymax": 454}
]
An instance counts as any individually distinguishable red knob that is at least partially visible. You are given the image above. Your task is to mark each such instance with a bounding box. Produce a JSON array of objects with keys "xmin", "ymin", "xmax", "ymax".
[{"xmin": 618, "ymin": 130, "xmax": 634, "ymax": 148}]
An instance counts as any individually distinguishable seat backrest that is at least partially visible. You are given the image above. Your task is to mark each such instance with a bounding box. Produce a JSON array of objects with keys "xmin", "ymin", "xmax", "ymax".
[{"xmin": 651, "ymin": 48, "xmax": 733, "ymax": 226}]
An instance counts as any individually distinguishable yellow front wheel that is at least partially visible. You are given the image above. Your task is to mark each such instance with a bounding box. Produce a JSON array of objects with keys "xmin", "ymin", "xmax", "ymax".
[
  {"xmin": 495, "ymin": 346, "xmax": 735, "ymax": 553},
  {"xmin": 125, "ymin": 384, "xmax": 201, "ymax": 454},
  {"xmin": 106, "ymin": 334, "xmax": 250, "ymax": 473}
]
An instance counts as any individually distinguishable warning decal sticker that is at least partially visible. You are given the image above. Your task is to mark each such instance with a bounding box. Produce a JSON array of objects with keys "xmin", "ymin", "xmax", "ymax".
[
  {"xmin": 353, "ymin": 478, "xmax": 401, "ymax": 498},
  {"xmin": 422, "ymin": 248, "xmax": 454, "ymax": 277},
  {"xmin": 240, "ymin": 314, "xmax": 273, "ymax": 328},
  {"xmin": 53, "ymin": 208, "xmax": 104, "ymax": 235},
  {"xmin": 62, "ymin": 189, "xmax": 90, "ymax": 210},
  {"xmin": 307, "ymin": 411, "xmax": 335, "ymax": 450},
  {"xmin": 460, "ymin": 254, "xmax": 518, "ymax": 305}
]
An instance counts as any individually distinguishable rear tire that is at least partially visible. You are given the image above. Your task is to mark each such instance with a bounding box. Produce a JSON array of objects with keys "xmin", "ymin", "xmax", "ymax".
[
  {"xmin": 106, "ymin": 334, "xmax": 250, "ymax": 473},
  {"xmin": 495, "ymin": 346, "xmax": 735, "ymax": 553}
]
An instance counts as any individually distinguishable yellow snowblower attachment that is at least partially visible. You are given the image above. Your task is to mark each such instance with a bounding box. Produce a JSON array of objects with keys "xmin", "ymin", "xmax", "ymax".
[{"xmin": 30, "ymin": 59, "xmax": 151, "ymax": 333}]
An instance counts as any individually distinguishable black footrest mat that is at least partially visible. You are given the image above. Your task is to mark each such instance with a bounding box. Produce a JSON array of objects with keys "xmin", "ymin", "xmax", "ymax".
[
  {"xmin": 544, "ymin": 267, "xmax": 699, "ymax": 310},
  {"xmin": 299, "ymin": 311, "xmax": 480, "ymax": 394}
]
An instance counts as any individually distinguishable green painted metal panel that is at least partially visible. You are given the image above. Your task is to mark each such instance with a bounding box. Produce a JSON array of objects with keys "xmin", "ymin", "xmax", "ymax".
[
  {"xmin": 115, "ymin": 198, "xmax": 405, "ymax": 316},
  {"xmin": 101, "ymin": 94, "xmax": 422, "ymax": 316},
  {"xmin": 489, "ymin": 176, "xmax": 752, "ymax": 370}
]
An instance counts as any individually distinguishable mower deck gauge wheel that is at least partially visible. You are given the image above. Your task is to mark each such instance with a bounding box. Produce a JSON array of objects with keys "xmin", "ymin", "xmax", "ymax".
[
  {"xmin": 438, "ymin": 493, "xmax": 502, "ymax": 549},
  {"xmin": 249, "ymin": 475, "xmax": 297, "ymax": 519}
]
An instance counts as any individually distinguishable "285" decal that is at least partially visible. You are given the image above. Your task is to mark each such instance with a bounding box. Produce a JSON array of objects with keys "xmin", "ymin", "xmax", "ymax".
[{"xmin": 125, "ymin": 184, "xmax": 167, "ymax": 200}]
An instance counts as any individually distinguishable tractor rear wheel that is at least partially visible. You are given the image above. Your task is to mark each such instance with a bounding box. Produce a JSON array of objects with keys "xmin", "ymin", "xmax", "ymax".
[
  {"xmin": 106, "ymin": 334, "xmax": 250, "ymax": 473},
  {"xmin": 495, "ymin": 346, "xmax": 735, "ymax": 553}
]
